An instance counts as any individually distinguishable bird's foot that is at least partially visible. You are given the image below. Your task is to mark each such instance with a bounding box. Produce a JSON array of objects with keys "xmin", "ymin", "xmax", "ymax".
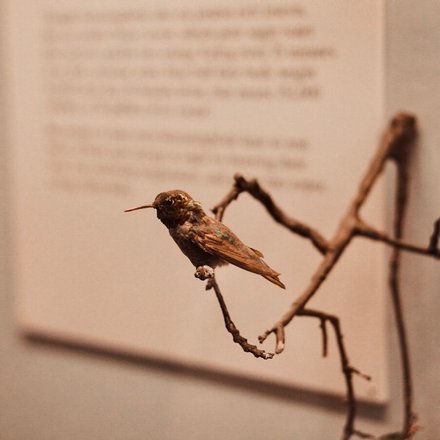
[{"xmin": 194, "ymin": 265, "xmax": 215, "ymax": 282}]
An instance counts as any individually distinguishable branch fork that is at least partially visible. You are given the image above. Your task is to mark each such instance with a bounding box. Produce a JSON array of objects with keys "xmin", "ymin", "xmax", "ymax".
[{"xmin": 198, "ymin": 113, "xmax": 436, "ymax": 438}]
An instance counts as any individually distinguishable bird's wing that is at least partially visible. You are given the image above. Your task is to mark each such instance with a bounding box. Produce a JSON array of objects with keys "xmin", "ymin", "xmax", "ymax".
[
  {"xmin": 250, "ymin": 247, "xmax": 264, "ymax": 258},
  {"xmin": 190, "ymin": 225, "xmax": 278, "ymax": 278},
  {"xmin": 197, "ymin": 230, "xmax": 285, "ymax": 289}
]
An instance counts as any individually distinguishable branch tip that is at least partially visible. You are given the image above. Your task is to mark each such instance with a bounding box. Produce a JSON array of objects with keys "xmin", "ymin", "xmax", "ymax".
[
  {"xmin": 320, "ymin": 318, "xmax": 329, "ymax": 357},
  {"xmin": 387, "ymin": 112, "xmax": 417, "ymax": 162},
  {"xmin": 350, "ymin": 366, "xmax": 372, "ymax": 382}
]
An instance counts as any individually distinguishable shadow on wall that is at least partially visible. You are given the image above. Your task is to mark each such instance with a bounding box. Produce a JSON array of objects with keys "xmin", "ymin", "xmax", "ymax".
[{"xmin": 24, "ymin": 330, "xmax": 385, "ymax": 421}]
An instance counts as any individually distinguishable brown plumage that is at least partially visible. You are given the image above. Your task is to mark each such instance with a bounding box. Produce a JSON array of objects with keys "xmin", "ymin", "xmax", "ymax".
[{"xmin": 125, "ymin": 190, "xmax": 285, "ymax": 289}]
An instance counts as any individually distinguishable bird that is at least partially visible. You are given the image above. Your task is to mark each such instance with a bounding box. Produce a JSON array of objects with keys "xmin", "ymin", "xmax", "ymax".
[{"xmin": 125, "ymin": 190, "xmax": 285, "ymax": 289}]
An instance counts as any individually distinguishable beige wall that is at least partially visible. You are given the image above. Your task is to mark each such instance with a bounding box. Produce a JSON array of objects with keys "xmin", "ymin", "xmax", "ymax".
[{"xmin": 1, "ymin": 1, "xmax": 439, "ymax": 438}]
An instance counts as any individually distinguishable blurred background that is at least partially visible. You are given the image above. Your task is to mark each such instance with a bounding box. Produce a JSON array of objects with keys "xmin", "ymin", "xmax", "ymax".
[{"xmin": 1, "ymin": 1, "xmax": 439, "ymax": 439}]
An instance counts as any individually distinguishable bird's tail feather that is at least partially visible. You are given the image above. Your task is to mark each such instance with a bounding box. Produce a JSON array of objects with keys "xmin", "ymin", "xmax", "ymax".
[{"xmin": 262, "ymin": 273, "xmax": 286, "ymax": 289}]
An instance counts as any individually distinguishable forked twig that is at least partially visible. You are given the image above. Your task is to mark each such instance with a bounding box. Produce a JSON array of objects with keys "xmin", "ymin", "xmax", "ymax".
[{"xmin": 298, "ymin": 309, "xmax": 372, "ymax": 440}]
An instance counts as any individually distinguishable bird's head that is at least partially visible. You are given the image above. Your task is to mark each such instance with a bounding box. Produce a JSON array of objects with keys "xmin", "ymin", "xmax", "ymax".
[{"xmin": 125, "ymin": 190, "xmax": 203, "ymax": 228}]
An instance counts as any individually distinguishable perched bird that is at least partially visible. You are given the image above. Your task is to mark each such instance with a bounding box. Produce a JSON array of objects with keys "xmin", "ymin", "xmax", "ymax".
[{"xmin": 125, "ymin": 190, "xmax": 285, "ymax": 289}]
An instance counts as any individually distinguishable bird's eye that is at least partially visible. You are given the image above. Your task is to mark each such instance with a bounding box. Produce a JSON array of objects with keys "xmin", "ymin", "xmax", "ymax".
[{"xmin": 165, "ymin": 198, "xmax": 174, "ymax": 206}]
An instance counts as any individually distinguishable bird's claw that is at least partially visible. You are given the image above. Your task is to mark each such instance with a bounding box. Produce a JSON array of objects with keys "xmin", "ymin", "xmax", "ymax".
[{"xmin": 195, "ymin": 265, "xmax": 215, "ymax": 281}]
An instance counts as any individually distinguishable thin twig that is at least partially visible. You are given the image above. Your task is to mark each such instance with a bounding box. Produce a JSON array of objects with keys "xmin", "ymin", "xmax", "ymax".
[
  {"xmin": 299, "ymin": 308, "xmax": 372, "ymax": 440},
  {"xmin": 212, "ymin": 174, "xmax": 329, "ymax": 254},
  {"xmin": 355, "ymin": 219, "xmax": 440, "ymax": 259},
  {"xmin": 211, "ymin": 183, "xmax": 242, "ymax": 223},
  {"xmin": 320, "ymin": 317, "xmax": 328, "ymax": 358},
  {"xmin": 206, "ymin": 277, "xmax": 274, "ymax": 360}
]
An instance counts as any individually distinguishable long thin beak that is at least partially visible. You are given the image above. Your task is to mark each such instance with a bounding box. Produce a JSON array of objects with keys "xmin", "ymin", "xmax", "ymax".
[{"xmin": 124, "ymin": 204, "xmax": 154, "ymax": 212}]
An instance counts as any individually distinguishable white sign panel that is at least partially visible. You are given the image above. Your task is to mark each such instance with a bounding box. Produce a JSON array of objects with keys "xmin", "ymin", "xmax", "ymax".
[{"xmin": 6, "ymin": 0, "xmax": 387, "ymax": 402}]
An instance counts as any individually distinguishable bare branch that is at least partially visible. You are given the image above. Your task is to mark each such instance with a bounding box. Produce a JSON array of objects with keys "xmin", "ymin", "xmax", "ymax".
[
  {"xmin": 354, "ymin": 219, "xmax": 440, "ymax": 259},
  {"xmin": 212, "ymin": 173, "xmax": 329, "ymax": 254},
  {"xmin": 298, "ymin": 308, "xmax": 371, "ymax": 440},
  {"xmin": 211, "ymin": 181, "xmax": 243, "ymax": 222},
  {"xmin": 206, "ymin": 277, "xmax": 274, "ymax": 360}
]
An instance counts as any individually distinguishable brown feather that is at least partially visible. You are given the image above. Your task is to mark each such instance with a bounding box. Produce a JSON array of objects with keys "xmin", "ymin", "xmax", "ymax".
[
  {"xmin": 190, "ymin": 223, "xmax": 285, "ymax": 289},
  {"xmin": 250, "ymin": 247, "xmax": 264, "ymax": 258}
]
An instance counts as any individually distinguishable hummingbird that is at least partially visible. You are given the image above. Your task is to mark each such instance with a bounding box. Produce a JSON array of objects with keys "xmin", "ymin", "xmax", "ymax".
[{"xmin": 125, "ymin": 190, "xmax": 285, "ymax": 289}]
